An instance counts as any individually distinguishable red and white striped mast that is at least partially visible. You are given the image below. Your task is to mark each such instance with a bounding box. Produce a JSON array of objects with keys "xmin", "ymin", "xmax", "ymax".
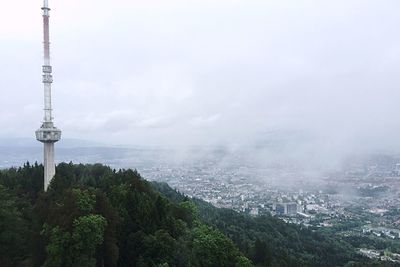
[{"xmin": 35, "ymin": 0, "xmax": 62, "ymax": 191}]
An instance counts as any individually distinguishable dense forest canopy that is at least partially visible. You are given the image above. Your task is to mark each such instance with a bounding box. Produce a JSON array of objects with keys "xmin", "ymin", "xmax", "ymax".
[{"xmin": 0, "ymin": 163, "xmax": 394, "ymax": 266}]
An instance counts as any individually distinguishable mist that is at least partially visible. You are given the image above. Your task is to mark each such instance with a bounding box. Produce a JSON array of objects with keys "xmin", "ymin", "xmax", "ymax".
[{"xmin": 1, "ymin": 0, "xmax": 400, "ymax": 172}]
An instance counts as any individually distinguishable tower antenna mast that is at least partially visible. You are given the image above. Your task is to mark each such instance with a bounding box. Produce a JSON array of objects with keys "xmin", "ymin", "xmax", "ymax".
[{"xmin": 35, "ymin": 0, "xmax": 61, "ymax": 191}]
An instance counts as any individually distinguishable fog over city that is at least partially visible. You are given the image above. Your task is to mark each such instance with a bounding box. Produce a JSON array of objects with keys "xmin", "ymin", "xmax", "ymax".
[
  {"xmin": 1, "ymin": 0, "xmax": 400, "ymax": 170},
  {"xmin": 3, "ymin": 3, "xmax": 400, "ymax": 264}
]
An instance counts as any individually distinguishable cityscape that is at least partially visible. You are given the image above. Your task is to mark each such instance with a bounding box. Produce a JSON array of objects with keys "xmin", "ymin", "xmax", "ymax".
[
  {"xmin": 142, "ymin": 151, "xmax": 400, "ymax": 263},
  {"xmin": 2, "ymin": 142, "xmax": 400, "ymax": 263}
]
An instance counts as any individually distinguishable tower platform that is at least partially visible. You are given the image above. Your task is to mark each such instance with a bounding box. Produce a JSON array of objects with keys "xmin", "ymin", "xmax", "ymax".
[{"xmin": 36, "ymin": 122, "xmax": 61, "ymax": 143}]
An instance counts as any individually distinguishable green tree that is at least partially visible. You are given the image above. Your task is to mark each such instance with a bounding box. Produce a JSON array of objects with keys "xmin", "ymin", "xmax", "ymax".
[
  {"xmin": 71, "ymin": 214, "xmax": 107, "ymax": 266},
  {"xmin": 41, "ymin": 224, "xmax": 71, "ymax": 267},
  {"xmin": 72, "ymin": 188, "xmax": 96, "ymax": 213},
  {"xmin": 42, "ymin": 215, "xmax": 107, "ymax": 267},
  {"xmin": 0, "ymin": 185, "xmax": 31, "ymax": 265},
  {"xmin": 191, "ymin": 223, "xmax": 252, "ymax": 267}
]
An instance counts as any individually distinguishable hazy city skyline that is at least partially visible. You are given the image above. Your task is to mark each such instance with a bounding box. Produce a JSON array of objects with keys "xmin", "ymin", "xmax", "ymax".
[{"xmin": 1, "ymin": 0, "xmax": 400, "ymax": 155}]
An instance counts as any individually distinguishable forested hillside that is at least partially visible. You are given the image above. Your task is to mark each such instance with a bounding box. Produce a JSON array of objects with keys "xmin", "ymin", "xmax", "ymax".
[{"xmin": 0, "ymin": 163, "xmax": 394, "ymax": 266}]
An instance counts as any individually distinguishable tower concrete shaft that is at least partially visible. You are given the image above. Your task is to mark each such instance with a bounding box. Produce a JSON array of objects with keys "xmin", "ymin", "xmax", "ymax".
[
  {"xmin": 36, "ymin": 0, "xmax": 61, "ymax": 191},
  {"xmin": 43, "ymin": 143, "xmax": 55, "ymax": 190}
]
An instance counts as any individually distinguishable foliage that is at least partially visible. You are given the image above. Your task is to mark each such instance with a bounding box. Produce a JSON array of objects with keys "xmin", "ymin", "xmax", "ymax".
[
  {"xmin": 191, "ymin": 223, "xmax": 245, "ymax": 267},
  {"xmin": 155, "ymin": 182, "xmax": 370, "ymax": 267},
  {"xmin": 0, "ymin": 163, "xmax": 391, "ymax": 267},
  {"xmin": 71, "ymin": 188, "xmax": 96, "ymax": 212},
  {"xmin": 0, "ymin": 185, "xmax": 31, "ymax": 265}
]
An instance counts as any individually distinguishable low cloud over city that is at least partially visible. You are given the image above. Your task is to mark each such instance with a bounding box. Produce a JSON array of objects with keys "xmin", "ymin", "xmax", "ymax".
[{"xmin": 1, "ymin": 0, "xmax": 400, "ymax": 155}]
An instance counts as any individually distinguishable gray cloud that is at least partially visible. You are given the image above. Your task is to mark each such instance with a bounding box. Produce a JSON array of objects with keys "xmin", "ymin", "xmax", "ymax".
[{"xmin": 1, "ymin": 0, "xmax": 400, "ymax": 162}]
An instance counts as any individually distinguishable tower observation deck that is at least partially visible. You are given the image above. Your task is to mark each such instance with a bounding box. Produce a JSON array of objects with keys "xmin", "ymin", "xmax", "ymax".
[{"xmin": 35, "ymin": 0, "xmax": 61, "ymax": 191}]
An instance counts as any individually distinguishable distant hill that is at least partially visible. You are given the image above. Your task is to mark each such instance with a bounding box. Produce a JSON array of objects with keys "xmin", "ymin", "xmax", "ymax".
[
  {"xmin": 0, "ymin": 137, "xmax": 40, "ymax": 148},
  {"xmin": 0, "ymin": 137, "xmax": 104, "ymax": 148}
]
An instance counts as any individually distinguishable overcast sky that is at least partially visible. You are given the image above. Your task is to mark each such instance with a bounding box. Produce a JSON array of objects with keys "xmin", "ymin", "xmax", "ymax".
[{"xmin": 1, "ymin": 0, "xmax": 400, "ymax": 152}]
